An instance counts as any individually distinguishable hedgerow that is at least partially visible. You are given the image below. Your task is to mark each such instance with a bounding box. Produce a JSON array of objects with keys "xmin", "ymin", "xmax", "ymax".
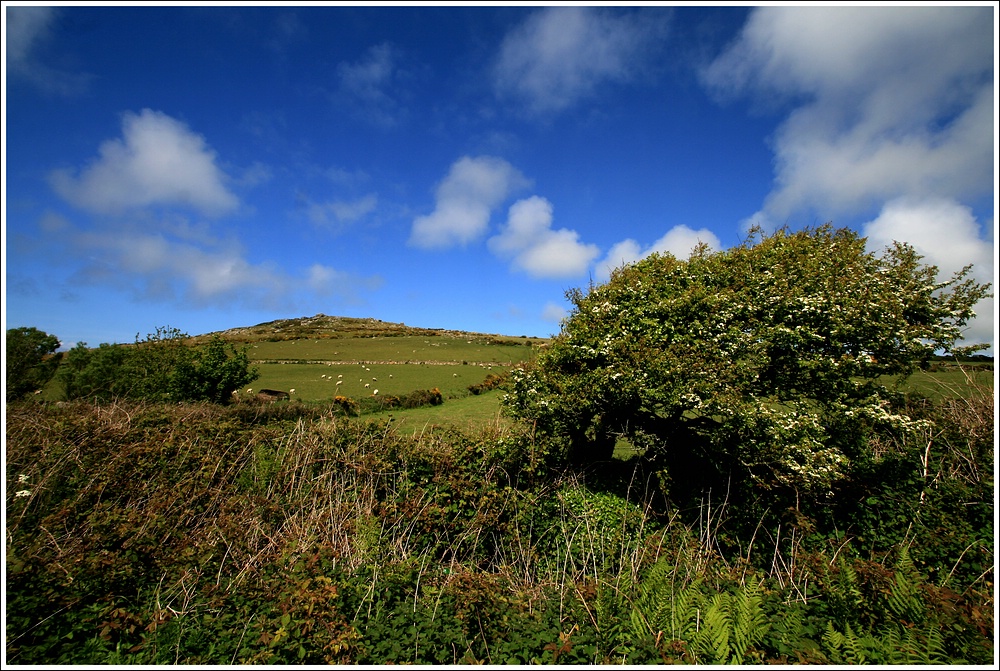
[{"xmin": 5, "ymin": 390, "xmax": 992, "ymax": 664}]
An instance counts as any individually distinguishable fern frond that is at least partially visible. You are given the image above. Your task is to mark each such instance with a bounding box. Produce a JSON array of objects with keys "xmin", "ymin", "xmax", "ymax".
[
  {"xmin": 823, "ymin": 621, "xmax": 869, "ymax": 664},
  {"xmin": 730, "ymin": 579, "xmax": 770, "ymax": 664},
  {"xmin": 886, "ymin": 546, "xmax": 924, "ymax": 624},
  {"xmin": 836, "ymin": 556, "xmax": 864, "ymax": 612},
  {"xmin": 688, "ymin": 592, "xmax": 732, "ymax": 663}
]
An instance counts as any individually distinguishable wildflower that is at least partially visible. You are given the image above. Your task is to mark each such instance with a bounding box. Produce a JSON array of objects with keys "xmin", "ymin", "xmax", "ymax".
[
  {"xmin": 15, "ymin": 490, "xmax": 31, "ymax": 498},
  {"xmin": 18, "ymin": 474, "xmax": 29, "ymax": 483}
]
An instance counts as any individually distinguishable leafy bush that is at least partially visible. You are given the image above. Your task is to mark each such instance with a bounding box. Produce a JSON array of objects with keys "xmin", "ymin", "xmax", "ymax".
[
  {"xmin": 6, "ymin": 326, "xmax": 62, "ymax": 401},
  {"xmin": 468, "ymin": 372, "xmax": 507, "ymax": 395},
  {"xmin": 402, "ymin": 387, "xmax": 444, "ymax": 408},
  {"xmin": 58, "ymin": 327, "xmax": 257, "ymax": 403},
  {"xmin": 502, "ymin": 225, "xmax": 991, "ymax": 503}
]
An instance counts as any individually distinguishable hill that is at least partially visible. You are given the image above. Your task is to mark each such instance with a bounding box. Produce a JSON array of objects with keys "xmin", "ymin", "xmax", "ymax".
[
  {"xmin": 183, "ymin": 315, "xmax": 545, "ymax": 430},
  {"xmin": 199, "ymin": 313, "xmax": 548, "ymax": 347}
]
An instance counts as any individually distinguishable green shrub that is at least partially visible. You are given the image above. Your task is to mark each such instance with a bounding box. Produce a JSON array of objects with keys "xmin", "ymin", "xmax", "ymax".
[
  {"xmin": 402, "ymin": 387, "xmax": 443, "ymax": 408},
  {"xmin": 6, "ymin": 326, "xmax": 62, "ymax": 401},
  {"xmin": 58, "ymin": 327, "xmax": 257, "ymax": 403},
  {"xmin": 468, "ymin": 372, "xmax": 507, "ymax": 395}
]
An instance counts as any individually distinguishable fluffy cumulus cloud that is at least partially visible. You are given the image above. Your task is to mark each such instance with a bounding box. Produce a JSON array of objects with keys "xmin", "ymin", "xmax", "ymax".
[
  {"xmin": 410, "ymin": 156, "xmax": 529, "ymax": 249},
  {"xmin": 702, "ymin": 6, "xmax": 994, "ymax": 349},
  {"xmin": 862, "ymin": 198, "xmax": 994, "ymax": 349},
  {"xmin": 488, "ymin": 196, "xmax": 600, "ymax": 278},
  {"xmin": 495, "ymin": 6, "xmax": 666, "ymax": 114},
  {"xmin": 595, "ymin": 224, "xmax": 721, "ymax": 281},
  {"xmin": 703, "ymin": 6, "xmax": 993, "ymax": 220},
  {"xmin": 50, "ymin": 109, "xmax": 240, "ymax": 216}
]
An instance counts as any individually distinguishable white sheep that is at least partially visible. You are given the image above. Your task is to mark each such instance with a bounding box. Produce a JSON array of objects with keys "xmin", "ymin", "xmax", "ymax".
[
  {"xmin": 372, "ymin": 377, "xmax": 377, "ymax": 382},
  {"xmin": 373, "ymin": 389, "xmax": 379, "ymax": 395},
  {"xmin": 365, "ymin": 383, "xmax": 370, "ymax": 388},
  {"xmin": 289, "ymin": 389, "xmax": 296, "ymax": 394}
]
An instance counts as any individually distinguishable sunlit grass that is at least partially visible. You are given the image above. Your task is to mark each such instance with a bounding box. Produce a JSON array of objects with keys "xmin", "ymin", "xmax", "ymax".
[{"xmin": 369, "ymin": 391, "xmax": 511, "ymax": 435}]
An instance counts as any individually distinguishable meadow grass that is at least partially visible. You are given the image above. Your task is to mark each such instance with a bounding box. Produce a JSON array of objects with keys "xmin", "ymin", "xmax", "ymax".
[
  {"xmin": 248, "ymin": 361, "xmax": 507, "ymax": 402},
  {"xmin": 245, "ymin": 334, "xmax": 537, "ymax": 366},
  {"xmin": 898, "ymin": 366, "xmax": 993, "ymax": 401},
  {"xmin": 370, "ymin": 391, "xmax": 511, "ymax": 435}
]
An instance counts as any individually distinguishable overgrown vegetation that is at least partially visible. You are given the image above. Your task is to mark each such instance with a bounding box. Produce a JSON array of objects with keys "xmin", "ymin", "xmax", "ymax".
[
  {"xmin": 5, "ymin": 373, "xmax": 993, "ymax": 664},
  {"xmin": 5, "ymin": 227, "xmax": 994, "ymax": 664}
]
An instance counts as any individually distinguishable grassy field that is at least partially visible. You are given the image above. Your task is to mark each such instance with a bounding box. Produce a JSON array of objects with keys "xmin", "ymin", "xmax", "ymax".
[
  {"xmin": 247, "ymin": 361, "xmax": 507, "ymax": 401},
  {"xmin": 245, "ymin": 333, "xmax": 537, "ymax": 366},
  {"xmin": 370, "ymin": 391, "xmax": 512, "ymax": 435},
  {"xmin": 898, "ymin": 366, "xmax": 993, "ymax": 401}
]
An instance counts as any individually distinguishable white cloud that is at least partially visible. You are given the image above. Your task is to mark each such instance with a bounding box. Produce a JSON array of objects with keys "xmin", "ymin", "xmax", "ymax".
[
  {"xmin": 306, "ymin": 194, "xmax": 378, "ymax": 228},
  {"xmin": 50, "ymin": 109, "xmax": 239, "ymax": 216},
  {"xmin": 595, "ymin": 224, "xmax": 721, "ymax": 281},
  {"xmin": 336, "ymin": 43, "xmax": 402, "ymax": 127},
  {"xmin": 862, "ymin": 197, "xmax": 994, "ymax": 349},
  {"xmin": 489, "ymin": 196, "xmax": 600, "ymax": 278},
  {"xmin": 495, "ymin": 6, "xmax": 666, "ymax": 115},
  {"xmin": 38, "ymin": 211, "xmax": 381, "ymax": 311},
  {"xmin": 542, "ymin": 301, "xmax": 568, "ymax": 323},
  {"xmin": 6, "ymin": 6, "xmax": 89, "ymax": 95},
  {"xmin": 307, "ymin": 263, "xmax": 384, "ymax": 302},
  {"xmin": 410, "ymin": 156, "xmax": 529, "ymax": 249},
  {"xmin": 703, "ymin": 6, "xmax": 993, "ymax": 220},
  {"xmin": 5, "ymin": 6, "xmax": 54, "ymax": 65}
]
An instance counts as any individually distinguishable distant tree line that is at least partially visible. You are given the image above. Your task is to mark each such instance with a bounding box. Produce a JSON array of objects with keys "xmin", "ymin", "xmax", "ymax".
[{"xmin": 6, "ymin": 326, "xmax": 258, "ymax": 404}]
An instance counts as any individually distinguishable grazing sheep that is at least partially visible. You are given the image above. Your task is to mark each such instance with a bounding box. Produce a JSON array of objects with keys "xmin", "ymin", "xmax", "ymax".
[
  {"xmin": 373, "ymin": 389, "xmax": 379, "ymax": 395},
  {"xmin": 365, "ymin": 383, "xmax": 370, "ymax": 388}
]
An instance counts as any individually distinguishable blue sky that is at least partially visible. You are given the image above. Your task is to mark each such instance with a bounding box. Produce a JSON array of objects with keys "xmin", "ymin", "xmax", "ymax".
[{"xmin": 4, "ymin": 4, "xmax": 995, "ymax": 352}]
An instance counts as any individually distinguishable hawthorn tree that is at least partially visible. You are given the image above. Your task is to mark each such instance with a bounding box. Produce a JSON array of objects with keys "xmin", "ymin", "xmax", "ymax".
[
  {"xmin": 6, "ymin": 327, "xmax": 61, "ymax": 401},
  {"xmin": 503, "ymin": 225, "xmax": 990, "ymax": 501}
]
